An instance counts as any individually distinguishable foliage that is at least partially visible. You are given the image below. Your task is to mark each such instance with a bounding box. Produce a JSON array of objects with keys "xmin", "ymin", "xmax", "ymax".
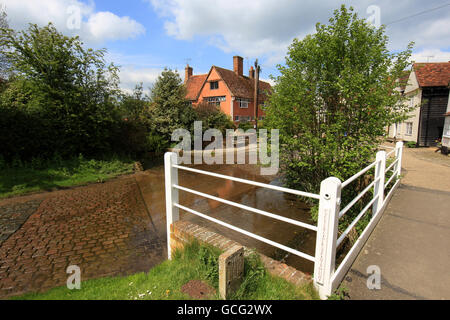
[
  {"xmin": 327, "ymin": 285, "xmax": 349, "ymax": 300},
  {"xmin": 194, "ymin": 101, "xmax": 235, "ymax": 134},
  {"xmin": 0, "ymin": 6, "xmax": 10, "ymax": 78},
  {"xmin": 0, "ymin": 23, "xmax": 121, "ymax": 160},
  {"xmin": 119, "ymin": 83, "xmax": 150, "ymax": 122},
  {"xmin": 265, "ymin": 5, "xmax": 413, "ymax": 219},
  {"xmin": 238, "ymin": 120, "xmax": 254, "ymax": 131},
  {"xmin": 149, "ymin": 68, "xmax": 197, "ymax": 139},
  {"xmin": 0, "ymin": 154, "xmax": 134, "ymax": 198},
  {"xmin": 405, "ymin": 141, "xmax": 417, "ymax": 148}
]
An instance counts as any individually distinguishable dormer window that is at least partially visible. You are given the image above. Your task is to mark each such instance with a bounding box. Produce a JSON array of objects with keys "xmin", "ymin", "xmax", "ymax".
[{"xmin": 210, "ymin": 81, "xmax": 219, "ymax": 90}]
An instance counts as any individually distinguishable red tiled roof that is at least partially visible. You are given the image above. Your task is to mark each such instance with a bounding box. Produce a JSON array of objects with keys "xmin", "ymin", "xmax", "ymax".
[
  {"xmin": 185, "ymin": 74, "xmax": 208, "ymax": 101},
  {"xmin": 413, "ymin": 62, "xmax": 450, "ymax": 87},
  {"xmin": 213, "ymin": 66, "xmax": 271, "ymax": 100},
  {"xmin": 185, "ymin": 65, "xmax": 272, "ymax": 102}
]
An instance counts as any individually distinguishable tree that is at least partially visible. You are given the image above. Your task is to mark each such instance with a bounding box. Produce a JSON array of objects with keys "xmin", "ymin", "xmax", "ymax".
[
  {"xmin": 149, "ymin": 68, "xmax": 196, "ymax": 138},
  {"xmin": 120, "ymin": 83, "xmax": 149, "ymax": 122},
  {"xmin": 0, "ymin": 6, "xmax": 10, "ymax": 79},
  {"xmin": 195, "ymin": 101, "xmax": 234, "ymax": 134},
  {"xmin": 0, "ymin": 23, "xmax": 121, "ymax": 158},
  {"xmin": 265, "ymin": 6, "xmax": 413, "ymax": 205}
]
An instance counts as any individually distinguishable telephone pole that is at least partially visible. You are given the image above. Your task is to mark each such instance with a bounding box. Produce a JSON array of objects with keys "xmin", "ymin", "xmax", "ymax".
[{"xmin": 254, "ymin": 59, "xmax": 261, "ymax": 129}]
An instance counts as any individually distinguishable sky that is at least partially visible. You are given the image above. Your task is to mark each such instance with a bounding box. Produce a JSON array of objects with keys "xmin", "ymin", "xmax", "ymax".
[{"xmin": 2, "ymin": 0, "xmax": 450, "ymax": 93}]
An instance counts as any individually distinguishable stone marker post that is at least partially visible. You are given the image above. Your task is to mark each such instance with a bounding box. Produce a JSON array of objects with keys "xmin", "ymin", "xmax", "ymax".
[{"xmin": 219, "ymin": 245, "xmax": 244, "ymax": 299}]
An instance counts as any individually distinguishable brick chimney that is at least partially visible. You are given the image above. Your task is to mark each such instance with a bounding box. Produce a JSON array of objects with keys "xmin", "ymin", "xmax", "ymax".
[
  {"xmin": 233, "ymin": 56, "xmax": 243, "ymax": 76},
  {"xmin": 185, "ymin": 65, "xmax": 193, "ymax": 83},
  {"xmin": 249, "ymin": 66, "xmax": 255, "ymax": 79}
]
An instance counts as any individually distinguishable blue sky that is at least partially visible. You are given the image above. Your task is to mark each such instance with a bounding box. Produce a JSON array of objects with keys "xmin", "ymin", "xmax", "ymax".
[{"xmin": 2, "ymin": 0, "xmax": 450, "ymax": 92}]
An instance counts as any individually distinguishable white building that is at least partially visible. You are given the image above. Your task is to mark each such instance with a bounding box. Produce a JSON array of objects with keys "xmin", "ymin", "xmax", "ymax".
[{"xmin": 388, "ymin": 62, "xmax": 450, "ymax": 147}]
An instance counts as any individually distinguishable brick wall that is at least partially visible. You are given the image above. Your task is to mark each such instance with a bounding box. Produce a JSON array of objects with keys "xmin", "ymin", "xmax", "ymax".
[{"xmin": 171, "ymin": 220, "xmax": 312, "ymax": 287}]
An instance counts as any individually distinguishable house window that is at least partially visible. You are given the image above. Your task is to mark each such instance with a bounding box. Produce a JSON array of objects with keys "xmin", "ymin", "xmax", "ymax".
[
  {"xmin": 237, "ymin": 98, "xmax": 250, "ymax": 108},
  {"xmin": 205, "ymin": 96, "xmax": 225, "ymax": 106},
  {"xmin": 235, "ymin": 116, "xmax": 240, "ymax": 121},
  {"xmin": 210, "ymin": 81, "xmax": 219, "ymax": 90},
  {"xmin": 405, "ymin": 122, "xmax": 413, "ymax": 135},
  {"xmin": 409, "ymin": 98, "xmax": 414, "ymax": 108}
]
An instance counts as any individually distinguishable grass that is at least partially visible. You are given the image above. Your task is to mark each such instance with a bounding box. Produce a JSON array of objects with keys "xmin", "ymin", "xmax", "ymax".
[
  {"xmin": 13, "ymin": 241, "xmax": 319, "ymax": 300},
  {"xmin": 0, "ymin": 154, "xmax": 135, "ymax": 199}
]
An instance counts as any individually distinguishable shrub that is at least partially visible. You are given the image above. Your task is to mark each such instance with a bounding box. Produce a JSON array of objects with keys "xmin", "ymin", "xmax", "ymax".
[
  {"xmin": 195, "ymin": 102, "xmax": 235, "ymax": 134},
  {"xmin": 405, "ymin": 141, "xmax": 417, "ymax": 148}
]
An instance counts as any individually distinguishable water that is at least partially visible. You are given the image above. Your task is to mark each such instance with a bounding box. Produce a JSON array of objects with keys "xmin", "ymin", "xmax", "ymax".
[{"xmin": 137, "ymin": 160, "xmax": 316, "ymax": 274}]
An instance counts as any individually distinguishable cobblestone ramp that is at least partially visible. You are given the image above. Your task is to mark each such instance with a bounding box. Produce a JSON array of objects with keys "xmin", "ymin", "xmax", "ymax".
[{"xmin": 0, "ymin": 177, "xmax": 165, "ymax": 298}]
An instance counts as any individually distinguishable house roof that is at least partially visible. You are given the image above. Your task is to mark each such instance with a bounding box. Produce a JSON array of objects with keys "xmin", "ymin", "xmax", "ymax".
[
  {"xmin": 213, "ymin": 66, "xmax": 272, "ymax": 100},
  {"xmin": 413, "ymin": 62, "xmax": 450, "ymax": 88},
  {"xmin": 185, "ymin": 74, "xmax": 208, "ymax": 101},
  {"xmin": 185, "ymin": 65, "xmax": 272, "ymax": 101}
]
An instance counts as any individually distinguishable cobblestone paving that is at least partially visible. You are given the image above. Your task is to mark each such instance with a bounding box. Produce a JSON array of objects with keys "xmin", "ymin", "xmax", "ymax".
[
  {"xmin": 0, "ymin": 200, "xmax": 42, "ymax": 247},
  {"xmin": 0, "ymin": 177, "xmax": 165, "ymax": 298}
]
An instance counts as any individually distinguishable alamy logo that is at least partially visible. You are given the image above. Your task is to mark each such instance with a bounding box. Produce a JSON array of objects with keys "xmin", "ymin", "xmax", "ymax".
[
  {"xmin": 171, "ymin": 121, "xmax": 279, "ymax": 175},
  {"xmin": 366, "ymin": 265, "xmax": 381, "ymax": 290},
  {"xmin": 66, "ymin": 265, "xmax": 81, "ymax": 290}
]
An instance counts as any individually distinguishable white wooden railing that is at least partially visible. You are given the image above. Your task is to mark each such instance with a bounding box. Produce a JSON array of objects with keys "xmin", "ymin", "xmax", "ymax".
[{"xmin": 164, "ymin": 141, "xmax": 403, "ymax": 299}]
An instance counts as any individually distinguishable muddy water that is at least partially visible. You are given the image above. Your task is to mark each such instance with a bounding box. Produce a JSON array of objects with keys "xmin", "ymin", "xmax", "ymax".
[{"xmin": 137, "ymin": 161, "xmax": 316, "ymax": 274}]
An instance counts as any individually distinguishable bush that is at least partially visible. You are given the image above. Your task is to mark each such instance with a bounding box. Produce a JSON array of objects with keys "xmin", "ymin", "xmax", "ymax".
[
  {"xmin": 238, "ymin": 120, "xmax": 254, "ymax": 131},
  {"xmin": 195, "ymin": 102, "xmax": 235, "ymax": 134},
  {"xmin": 405, "ymin": 141, "xmax": 417, "ymax": 148}
]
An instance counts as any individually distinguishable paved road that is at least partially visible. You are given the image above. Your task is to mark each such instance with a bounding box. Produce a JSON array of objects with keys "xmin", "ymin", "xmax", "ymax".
[
  {"xmin": 342, "ymin": 146, "xmax": 450, "ymax": 300},
  {"xmin": 0, "ymin": 174, "xmax": 165, "ymax": 298}
]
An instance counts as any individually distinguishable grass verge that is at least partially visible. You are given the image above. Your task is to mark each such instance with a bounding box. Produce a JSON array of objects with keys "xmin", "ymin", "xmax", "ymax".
[
  {"xmin": 13, "ymin": 241, "xmax": 318, "ymax": 300},
  {"xmin": 0, "ymin": 154, "xmax": 135, "ymax": 199}
]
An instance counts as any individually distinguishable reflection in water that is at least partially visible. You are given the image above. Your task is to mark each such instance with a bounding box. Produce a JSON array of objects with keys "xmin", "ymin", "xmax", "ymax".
[{"xmin": 137, "ymin": 161, "xmax": 316, "ymax": 274}]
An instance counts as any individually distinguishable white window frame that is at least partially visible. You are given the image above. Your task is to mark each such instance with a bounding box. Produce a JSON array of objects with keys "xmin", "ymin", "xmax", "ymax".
[
  {"xmin": 405, "ymin": 122, "xmax": 413, "ymax": 136},
  {"xmin": 237, "ymin": 98, "xmax": 250, "ymax": 109}
]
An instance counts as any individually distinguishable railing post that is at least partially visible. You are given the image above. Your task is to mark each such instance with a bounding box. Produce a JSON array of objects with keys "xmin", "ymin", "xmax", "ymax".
[
  {"xmin": 165, "ymin": 152, "xmax": 179, "ymax": 260},
  {"xmin": 372, "ymin": 151, "xmax": 386, "ymax": 216},
  {"xmin": 395, "ymin": 141, "xmax": 403, "ymax": 178},
  {"xmin": 314, "ymin": 177, "xmax": 341, "ymax": 300}
]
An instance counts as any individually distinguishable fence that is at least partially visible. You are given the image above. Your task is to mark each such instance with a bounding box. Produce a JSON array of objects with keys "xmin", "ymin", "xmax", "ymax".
[{"xmin": 164, "ymin": 141, "xmax": 403, "ymax": 299}]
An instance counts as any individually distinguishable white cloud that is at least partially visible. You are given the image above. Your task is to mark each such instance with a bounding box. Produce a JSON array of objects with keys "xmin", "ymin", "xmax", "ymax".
[
  {"xmin": 149, "ymin": 0, "xmax": 450, "ymax": 64},
  {"xmin": 86, "ymin": 11, "xmax": 145, "ymax": 42},
  {"xmin": 1, "ymin": 0, "xmax": 145, "ymax": 44},
  {"xmin": 118, "ymin": 66, "xmax": 162, "ymax": 93},
  {"xmin": 410, "ymin": 49, "xmax": 450, "ymax": 63}
]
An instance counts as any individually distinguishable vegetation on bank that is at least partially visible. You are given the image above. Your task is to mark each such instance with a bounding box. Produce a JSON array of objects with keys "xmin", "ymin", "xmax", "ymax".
[
  {"xmin": 14, "ymin": 241, "xmax": 318, "ymax": 300},
  {"xmin": 0, "ymin": 11, "xmax": 234, "ymax": 198},
  {"xmin": 0, "ymin": 10, "xmax": 233, "ymax": 164},
  {"xmin": 0, "ymin": 154, "xmax": 134, "ymax": 198},
  {"xmin": 265, "ymin": 5, "xmax": 413, "ymax": 235}
]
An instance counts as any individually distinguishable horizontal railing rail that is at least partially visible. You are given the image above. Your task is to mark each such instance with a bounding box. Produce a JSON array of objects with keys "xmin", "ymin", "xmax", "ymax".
[
  {"xmin": 173, "ymin": 184, "xmax": 318, "ymax": 231},
  {"xmin": 164, "ymin": 141, "xmax": 404, "ymax": 300},
  {"xmin": 173, "ymin": 164, "xmax": 321, "ymax": 200}
]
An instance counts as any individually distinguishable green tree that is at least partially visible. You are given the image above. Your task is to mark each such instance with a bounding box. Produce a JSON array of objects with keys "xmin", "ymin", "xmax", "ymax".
[
  {"xmin": 149, "ymin": 68, "xmax": 196, "ymax": 138},
  {"xmin": 265, "ymin": 6, "xmax": 413, "ymax": 208},
  {"xmin": 195, "ymin": 101, "xmax": 234, "ymax": 134},
  {"xmin": 0, "ymin": 23, "xmax": 121, "ymax": 158},
  {"xmin": 120, "ymin": 83, "xmax": 149, "ymax": 122},
  {"xmin": 0, "ymin": 6, "xmax": 10, "ymax": 79}
]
